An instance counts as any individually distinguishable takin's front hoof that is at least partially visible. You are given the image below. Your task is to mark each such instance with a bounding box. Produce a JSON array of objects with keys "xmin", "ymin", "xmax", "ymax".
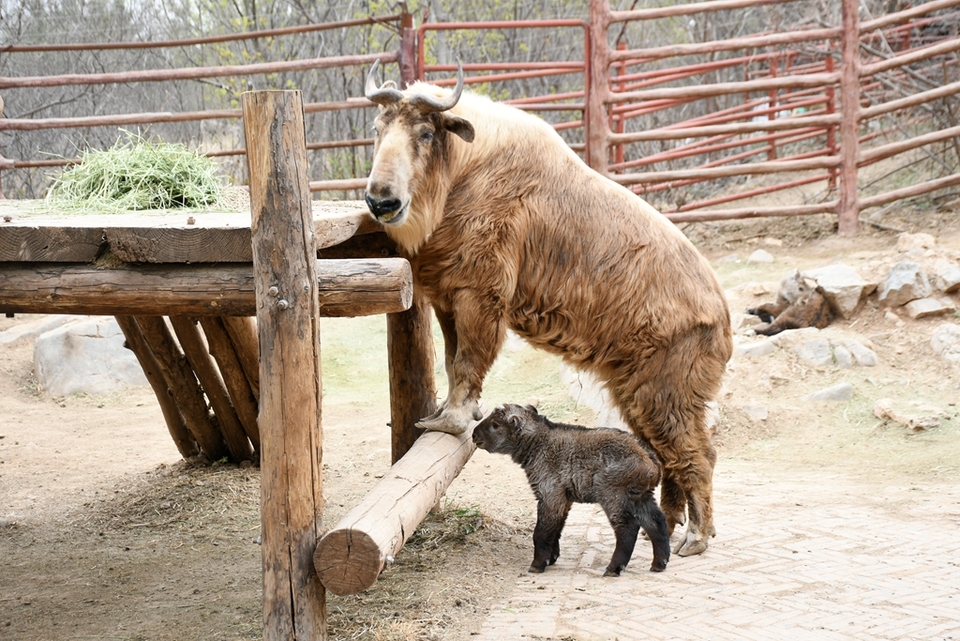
[
  {"xmin": 602, "ymin": 567, "xmax": 623, "ymax": 577},
  {"xmin": 673, "ymin": 533, "xmax": 709, "ymax": 557},
  {"xmin": 415, "ymin": 415, "xmax": 467, "ymax": 435},
  {"xmin": 650, "ymin": 559, "xmax": 668, "ymax": 572},
  {"xmin": 528, "ymin": 565, "xmax": 546, "ymax": 574}
]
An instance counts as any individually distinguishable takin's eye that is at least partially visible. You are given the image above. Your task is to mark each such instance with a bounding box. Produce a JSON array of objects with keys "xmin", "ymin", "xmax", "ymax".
[{"xmin": 418, "ymin": 130, "xmax": 435, "ymax": 144}]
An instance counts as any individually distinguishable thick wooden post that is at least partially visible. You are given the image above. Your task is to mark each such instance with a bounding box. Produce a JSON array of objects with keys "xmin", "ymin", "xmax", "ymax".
[
  {"xmin": 838, "ymin": 0, "xmax": 861, "ymax": 236},
  {"xmin": 387, "ymin": 291, "xmax": 437, "ymax": 462},
  {"xmin": 242, "ymin": 90, "xmax": 326, "ymax": 641}
]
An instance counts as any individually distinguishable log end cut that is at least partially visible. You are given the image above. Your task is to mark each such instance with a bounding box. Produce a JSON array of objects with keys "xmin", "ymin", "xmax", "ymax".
[{"xmin": 314, "ymin": 528, "xmax": 384, "ymax": 596}]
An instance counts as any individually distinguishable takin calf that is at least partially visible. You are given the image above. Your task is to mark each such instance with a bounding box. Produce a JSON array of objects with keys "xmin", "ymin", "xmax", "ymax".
[
  {"xmin": 746, "ymin": 270, "xmax": 836, "ymax": 336},
  {"xmin": 472, "ymin": 404, "xmax": 670, "ymax": 576}
]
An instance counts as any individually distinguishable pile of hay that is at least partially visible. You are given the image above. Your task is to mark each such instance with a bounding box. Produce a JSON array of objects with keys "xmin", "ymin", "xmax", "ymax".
[{"xmin": 47, "ymin": 132, "xmax": 224, "ymax": 212}]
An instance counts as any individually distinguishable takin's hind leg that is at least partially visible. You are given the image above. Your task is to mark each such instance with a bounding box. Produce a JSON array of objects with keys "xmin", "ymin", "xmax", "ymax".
[{"xmin": 601, "ymin": 500, "xmax": 642, "ymax": 577}]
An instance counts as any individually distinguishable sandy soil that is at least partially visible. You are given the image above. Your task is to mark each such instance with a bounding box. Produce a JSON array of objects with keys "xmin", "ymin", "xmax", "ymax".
[{"xmin": 1, "ymin": 204, "xmax": 959, "ymax": 640}]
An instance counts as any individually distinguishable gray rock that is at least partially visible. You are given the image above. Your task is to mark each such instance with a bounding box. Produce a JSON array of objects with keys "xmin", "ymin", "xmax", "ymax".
[
  {"xmin": 931, "ymin": 323, "xmax": 960, "ymax": 364},
  {"xmin": 802, "ymin": 264, "xmax": 874, "ymax": 319},
  {"xmin": 747, "ymin": 249, "xmax": 775, "ymax": 264},
  {"xmin": 877, "ymin": 261, "xmax": 931, "ymax": 307},
  {"xmin": 742, "ymin": 404, "xmax": 769, "ymax": 421},
  {"xmin": 33, "ymin": 316, "xmax": 148, "ymax": 396},
  {"xmin": 735, "ymin": 339, "xmax": 777, "ymax": 357},
  {"xmin": 832, "ymin": 344, "xmax": 853, "ymax": 369},
  {"xmin": 796, "ymin": 338, "xmax": 834, "ymax": 367},
  {"xmin": 895, "ymin": 232, "xmax": 936, "ymax": 252},
  {"xmin": 804, "ymin": 382, "xmax": 854, "ymax": 401},
  {"xmin": 932, "ymin": 258, "xmax": 960, "ymax": 293},
  {"xmin": 841, "ymin": 339, "xmax": 878, "ymax": 367},
  {"xmin": 874, "ymin": 398, "xmax": 943, "ymax": 431},
  {"xmin": 0, "ymin": 315, "xmax": 74, "ymax": 346},
  {"xmin": 904, "ymin": 297, "xmax": 957, "ymax": 320}
]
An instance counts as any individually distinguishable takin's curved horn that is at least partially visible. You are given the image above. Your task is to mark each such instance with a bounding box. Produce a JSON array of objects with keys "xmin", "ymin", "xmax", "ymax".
[
  {"xmin": 364, "ymin": 59, "xmax": 404, "ymax": 106},
  {"xmin": 408, "ymin": 61, "xmax": 465, "ymax": 113}
]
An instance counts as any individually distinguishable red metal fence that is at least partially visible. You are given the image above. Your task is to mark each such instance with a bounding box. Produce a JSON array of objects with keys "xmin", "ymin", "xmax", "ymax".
[{"xmin": 1, "ymin": 0, "xmax": 958, "ymax": 235}]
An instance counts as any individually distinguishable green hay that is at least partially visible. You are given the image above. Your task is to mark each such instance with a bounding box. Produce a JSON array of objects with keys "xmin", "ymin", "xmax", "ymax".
[{"xmin": 47, "ymin": 132, "xmax": 224, "ymax": 213}]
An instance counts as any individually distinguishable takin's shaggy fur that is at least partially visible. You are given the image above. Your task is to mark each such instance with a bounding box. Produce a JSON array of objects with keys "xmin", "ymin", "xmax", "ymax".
[
  {"xmin": 363, "ymin": 63, "xmax": 732, "ymax": 556},
  {"xmin": 472, "ymin": 404, "xmax": 670, "ymax": 576}
]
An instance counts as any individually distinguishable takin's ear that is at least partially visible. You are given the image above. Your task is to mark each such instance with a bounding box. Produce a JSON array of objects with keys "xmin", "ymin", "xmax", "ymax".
[
  {"xmin": 441, "ymin": 113, "xmax": 475, "ymax": 143},
  {"xmin": 508, "ymin": 414, "xmax": 523, "ymax": 432}
]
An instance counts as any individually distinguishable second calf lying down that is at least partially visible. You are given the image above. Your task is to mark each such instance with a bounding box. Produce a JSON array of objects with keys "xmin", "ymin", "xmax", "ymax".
[{"xmin": 472, "ymin": 403, "xmax": 670, "ymax": 576}]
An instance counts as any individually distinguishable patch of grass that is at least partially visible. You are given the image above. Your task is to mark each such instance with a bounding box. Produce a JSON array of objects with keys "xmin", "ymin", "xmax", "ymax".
[{"xmin": 46, "ymin": 131, "xmax": 223, "ymax": 212}]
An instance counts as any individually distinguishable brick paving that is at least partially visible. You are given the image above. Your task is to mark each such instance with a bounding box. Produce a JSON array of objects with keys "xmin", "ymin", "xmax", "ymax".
[{"xmin": 477, "ymin": 460, "xmax": 960, "ymax": 640}]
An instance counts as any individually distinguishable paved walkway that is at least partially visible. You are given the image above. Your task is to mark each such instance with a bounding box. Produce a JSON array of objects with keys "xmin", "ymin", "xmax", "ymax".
[{"xmin": 477, "ymin": 461, "xmax": 960, "ymax": 641}]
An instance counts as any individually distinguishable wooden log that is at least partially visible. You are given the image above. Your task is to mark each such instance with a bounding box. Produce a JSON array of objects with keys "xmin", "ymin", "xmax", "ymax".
[
  {"xmin": 243, "ymin": 89, "xmax": 325, "ymax": 641},
  {"xmin": 199, "ymin": 316, "xmax": 261, "ymax": 454},
  {"xmin": 387, "ymin": 291, "xmax": 437, "ymax": 462},
  {"xmin": 0, "ymin": 257, "xmax": 412, "ymax": 317},
  {"xmin": 837, "ymin": 0, "xmax": 861, "ymax": 236},
  {"xmin": 169, "ymin": 316, "xmax": 254, "ymax": 463},
  {"xmin": 220, "ymin": 316, "xmax": 261, "ymax": 403},
  {"xmin": 313, "ymin": 429, "xmax": 476, "ymax": 596},
  {"xmin": 136, "ymin": 315, "xmax": 229, "ymax": 461},
  {"xmin": 115, "ymin": 315, "xmax": 199, "ymax": 459}
]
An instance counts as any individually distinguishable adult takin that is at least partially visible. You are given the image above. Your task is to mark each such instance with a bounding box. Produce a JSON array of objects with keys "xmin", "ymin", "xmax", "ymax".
[
  {"xmin": 472, "ymin": 404, "xmax": 670, "ymax": 576},
  {"xmin": 363, "ymin": 61, "xmax": 732, "ymax": 556}
]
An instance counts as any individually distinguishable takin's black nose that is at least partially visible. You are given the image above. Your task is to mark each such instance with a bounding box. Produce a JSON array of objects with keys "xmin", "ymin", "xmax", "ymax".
[{"xmin": 364, "ymin": 194, "xmax": 402, "ymax": 220}]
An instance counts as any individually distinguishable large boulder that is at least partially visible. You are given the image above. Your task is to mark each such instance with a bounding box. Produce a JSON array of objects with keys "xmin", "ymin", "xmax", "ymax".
[
  {"xmin": 34, "ymin": 316, "xmax": 148, "ymax": 396},
  {"xmin": 802, "ymin": 263, "xmax": 875, "ymax": 319},
  {"xmin": 931, "ymin": 323, "xmax": 960, "ymax": 364},
  {"xmin": 931, "ymin": 258, "xmax": 960, "ymax": 293},
  {"xmin": 877, "ymin": 261, "xmax": 931, "ymax": 307}
]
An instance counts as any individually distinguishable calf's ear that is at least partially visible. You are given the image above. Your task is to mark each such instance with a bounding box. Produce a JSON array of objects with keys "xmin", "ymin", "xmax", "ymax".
[{"xmin": 441, "ymin": 113, "xmax": 475, "ymax": 143}]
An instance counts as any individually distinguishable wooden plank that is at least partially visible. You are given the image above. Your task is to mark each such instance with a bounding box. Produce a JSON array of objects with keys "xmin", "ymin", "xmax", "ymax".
[
  {"xmin": 0, "ymin": 258, "xmax": 413, "ymax": 317},
  {"xmin": 0, "ymin": 200, "xmax": 379, "ymax": 263},
  {"xmin": 313, "ymin": 428, "xmax": 476, "ymax": 596},
  {"xmin": 220, "ymin": 316, "xmax": 261, "ymax": 403},
  {"xmin": 243, "ymin": 89, "xmax": 326, "ymax": 641}
]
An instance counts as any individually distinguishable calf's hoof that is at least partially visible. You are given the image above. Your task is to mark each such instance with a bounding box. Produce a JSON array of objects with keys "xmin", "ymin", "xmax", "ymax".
[
  {"xmin": 603, "ymin": 567, "xmax": 623, "ymax": 577},
  {"xmin": 650, "ymin": 558, "xmax": 668, "ymax": 572},
  {"xmin": 528, "ymin": 565, "xmax": 546, "ymax": 574}
]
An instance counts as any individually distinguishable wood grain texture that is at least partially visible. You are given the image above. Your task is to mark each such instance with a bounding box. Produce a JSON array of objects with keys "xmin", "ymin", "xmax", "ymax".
[
  {"xmin": 388, "ymin": 291, "xmax": 437, "ymax": 462},
  {"xmin": 0, "ymin": 258, "xmax": 412, "ymax": 317},
  {"xmin": 115, "ymin": 315, "xmax": 199, "ymax": 459},
  {"xmin": 170, "ymin": 316, "xmax": 254, "ymax": 463},
  {"xmin": 243, "ymin": 89, "xmax": 326, "ymax": 641},
  {"xmin": 313, "ymin": 429, "xmax": 476, "ymax": 596}
]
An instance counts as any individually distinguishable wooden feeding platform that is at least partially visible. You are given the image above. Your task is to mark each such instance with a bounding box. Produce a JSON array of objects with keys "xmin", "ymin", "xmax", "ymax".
[{"xmin": 0, "ymin": 90, "xmax": 477, "ymax": 640}]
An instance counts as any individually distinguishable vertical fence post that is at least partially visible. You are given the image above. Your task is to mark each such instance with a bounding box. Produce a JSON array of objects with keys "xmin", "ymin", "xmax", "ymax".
[
  {"xmin": 838, "ymin": 0, "xmax": 862, "ymax": 235},
  {"xmin": 588, "ymin": 0, "xmax": 611, "ymax": 174},
  {"xmin": 390, "ymin": 11, "xmax": 438, "ymax": 463},
  {"xmin": 242, "ymin": 89, "xmax": 326, "ymax": 641},
  {"xmin": 825, "ymin": 54, "xmax": 838, "ymax": 192}
]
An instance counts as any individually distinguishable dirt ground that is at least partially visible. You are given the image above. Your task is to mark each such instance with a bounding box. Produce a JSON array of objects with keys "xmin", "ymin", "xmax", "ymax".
[{"xmin": 2, "ymin": 200, "xmax": 959, "ymax": 641}]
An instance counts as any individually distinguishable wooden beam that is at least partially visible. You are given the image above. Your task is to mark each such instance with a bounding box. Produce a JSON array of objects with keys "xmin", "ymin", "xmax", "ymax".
[
  {"xmin": 0, "ymin": 258, "xmax": 412, "ymax": 317},
  {"xmin": 387, "ymin": 291, "xmax": 437, "ymax": 462},
  {"xmin": 170, "ymin": 316, "xmax": 254, "ymax": 463},
  {"xmin": 244, "ymin": 89, "xmax": 326, "ymax": 641},
  {"xmin": 220, "ymin": 316, "xmax": 261, "ymax": 403},
  {"xmin": 0, "ymin": 200, "xmax": 378, "ymax": 263},
  {"xmin": 115, "ymin": 315, "xmax": 199, "ymax": 459},
  {"xmin": 313, "ymin": 429, "xmax": 476, "ymax": 596},
  {"xmin": 199, "ymin": 316, "xmax": 261, "ymax": 454},
  {"xmin": 135, "ymin": 315, "xmax": 229, "ymax": 461}
]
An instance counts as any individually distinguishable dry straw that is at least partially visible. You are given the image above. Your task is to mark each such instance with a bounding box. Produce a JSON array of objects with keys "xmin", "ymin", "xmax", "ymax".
[{"xmin": 47, "ymin": 131, "xmax": 224, "ymax": 213}]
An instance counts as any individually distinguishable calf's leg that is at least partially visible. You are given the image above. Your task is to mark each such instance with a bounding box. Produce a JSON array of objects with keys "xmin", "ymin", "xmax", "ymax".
[
  {"xmin": 636, "ymin": 492, "xmax": 670, "ymax": 572},
  {"xmin": 531, "ymin": 497, "xmax": 570, "ymax": 573},
  {"xmin": 601, "ymin": 499, "xmax": 641, "ymax": 577}
]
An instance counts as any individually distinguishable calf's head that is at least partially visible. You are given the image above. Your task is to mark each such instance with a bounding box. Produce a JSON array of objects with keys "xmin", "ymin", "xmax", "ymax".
[
  {"xmin": 472, "ymin": 404, "xmax": 540, "ymax": 454},
  {"xmin": 363, "ymin": 61, "xmax": 475, "ymax": 246}
]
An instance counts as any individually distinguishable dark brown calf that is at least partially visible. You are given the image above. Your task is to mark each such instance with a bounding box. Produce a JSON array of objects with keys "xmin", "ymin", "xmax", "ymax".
[{"xmin": 472, "ymin": 404, "xmax": 670, "ymax": 576}]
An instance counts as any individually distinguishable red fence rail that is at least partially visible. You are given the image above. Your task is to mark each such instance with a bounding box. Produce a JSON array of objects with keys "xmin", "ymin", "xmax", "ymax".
[{"xmin": 1, "ymin": 1, "xmax": 958, "ymax": 235}]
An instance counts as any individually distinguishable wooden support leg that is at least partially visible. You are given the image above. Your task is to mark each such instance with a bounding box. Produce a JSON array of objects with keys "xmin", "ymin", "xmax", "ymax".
[
  {"xmin": 169, "ymin": 316, "xmax": 254, "ymax": 463},
  {"xmin": 135, "ymin": 315, "xmax": 228, "ymax": 462},
  {"xmin": 387, "ymin": 291, "xmax": 437, "ymax": 463},
  {"xmin": 115, "ymin": 315, "xmax": 199, "ymax": 459},
  {"xmin": 221, "ymin": 316, "xmax": 261, "ymax": 403},
  {"xmin": 199, "ymin": 316, "xmax": 261, "ymax": 455},
  {"xmin": 243, "ymin": 89, "xmax": 326, "ymax": 641}
]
